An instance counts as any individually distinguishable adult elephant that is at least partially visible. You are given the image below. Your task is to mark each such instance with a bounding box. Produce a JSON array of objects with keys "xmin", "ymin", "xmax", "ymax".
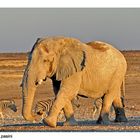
[{"xmin": 21, "ymin": 36, "xmax": 127, "ymax": 127}]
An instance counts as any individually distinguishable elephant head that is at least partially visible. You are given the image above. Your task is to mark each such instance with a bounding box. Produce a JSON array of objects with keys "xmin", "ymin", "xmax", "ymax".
[{"xmin": 21, "ymin": 37, "xmax": 86, "ymax": 121}]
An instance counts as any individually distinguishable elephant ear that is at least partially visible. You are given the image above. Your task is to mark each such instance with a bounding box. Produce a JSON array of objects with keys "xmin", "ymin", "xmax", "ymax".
[{"xmin": 56, "ymin": 48, "xmax": 86, "ymax": 81}]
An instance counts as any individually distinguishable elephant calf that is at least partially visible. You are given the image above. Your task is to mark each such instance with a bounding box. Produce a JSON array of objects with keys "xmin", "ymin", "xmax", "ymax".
[{"xmin": 21, "ymin": 36, "xmax": 127, "ymax": 127}]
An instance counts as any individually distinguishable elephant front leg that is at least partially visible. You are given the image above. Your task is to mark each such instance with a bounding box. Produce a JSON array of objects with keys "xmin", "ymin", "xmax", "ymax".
[
  {"xmin": 43, "ymin": 92, "xmax": 76, "ymax": 127},
  {"xmin": 51, "ymin": 76, "xmax": 77, "ymax": 125},
  {"xmin": 44, "ymin": 73, "xmax": 81, "ymax": 127},
  {"xmin": 63, "ymin": 101, "xmax": 77, "ymax": 126}
]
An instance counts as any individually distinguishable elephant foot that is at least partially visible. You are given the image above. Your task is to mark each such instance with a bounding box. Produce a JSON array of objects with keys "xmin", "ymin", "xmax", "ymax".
[
  {"xmin": 43, "ymin": 116, "xmax": 57, "ymax": 127},
  {"xmin": 63, "ymin": 115, "xmax": 78, "ymax": 126},
  {"xmin": 96, "ymin": 113, "xmax": 110, "ymax": 125},
  {"xmin": 32, "ymin": 120, "xmax": 37, "ymax": 123},
  {"xmin": 23, "ymin": 114, "xmax": 36, "ymax": 122},
  {"xmin": 114, "ymin": 107, "xmax": 128, "ymax": 122},
  {"xmin": 34, "ymin": 115, "xmax": 43, "ymax": 122}
]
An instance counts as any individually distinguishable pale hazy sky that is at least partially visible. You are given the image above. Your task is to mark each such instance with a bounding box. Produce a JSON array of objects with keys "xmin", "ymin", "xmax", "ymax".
[{"xmin": 0, "ymin": 8, "xmax": 140, "ymax": 52}]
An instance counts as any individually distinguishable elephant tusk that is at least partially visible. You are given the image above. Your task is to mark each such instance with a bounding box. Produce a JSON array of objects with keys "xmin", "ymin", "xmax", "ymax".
[
  {"xmin": 38, "ymin": 79, "xmax": 43, "ymax": 85},
  {"xmin": 43, "ymin": 77, "xmax": 47, "ymax": 81}
]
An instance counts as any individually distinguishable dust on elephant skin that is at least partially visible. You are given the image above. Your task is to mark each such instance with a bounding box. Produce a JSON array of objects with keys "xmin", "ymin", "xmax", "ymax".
[{"xmin": 21, "ymin": 36, "xmax": 127, "ymax": 127}]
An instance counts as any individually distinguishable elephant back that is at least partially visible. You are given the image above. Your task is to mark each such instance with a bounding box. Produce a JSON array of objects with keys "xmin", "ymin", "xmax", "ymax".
[{"xmin": 87, "ymin": 41, "xmax": 110, "ymax": 52}]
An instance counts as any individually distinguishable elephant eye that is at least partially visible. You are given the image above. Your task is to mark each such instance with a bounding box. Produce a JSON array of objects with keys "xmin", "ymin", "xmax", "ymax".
[{"xmin": 43, "ymin": 59, "xmax": 49, "ymax": 63}]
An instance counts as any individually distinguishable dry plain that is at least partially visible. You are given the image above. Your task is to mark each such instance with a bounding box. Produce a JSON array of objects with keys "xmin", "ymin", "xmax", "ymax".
[{"xmin": 0, "ymin": 51, "xmax": 139, "ymax": 131}]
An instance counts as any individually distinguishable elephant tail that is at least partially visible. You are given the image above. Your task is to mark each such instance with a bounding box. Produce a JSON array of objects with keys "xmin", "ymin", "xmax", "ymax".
[{"xmin": 121, "ymin": 78, "xmax": 126, "ymax": 107}]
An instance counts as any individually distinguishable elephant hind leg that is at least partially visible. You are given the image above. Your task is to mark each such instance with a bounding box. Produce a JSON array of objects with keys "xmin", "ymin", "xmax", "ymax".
[
  {"xmin": 96, "ymin": 93, "xmax": 114, "ymax": 124},
  {"xmin": 113, "ymin": 96, "xmax": 127, "ymax": 122}
]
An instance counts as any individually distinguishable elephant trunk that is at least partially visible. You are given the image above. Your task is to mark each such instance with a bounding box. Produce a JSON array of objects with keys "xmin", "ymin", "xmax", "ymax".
[{"xmin": 22, "ymin": 66, "xmax": 36, "ymax": 121}]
